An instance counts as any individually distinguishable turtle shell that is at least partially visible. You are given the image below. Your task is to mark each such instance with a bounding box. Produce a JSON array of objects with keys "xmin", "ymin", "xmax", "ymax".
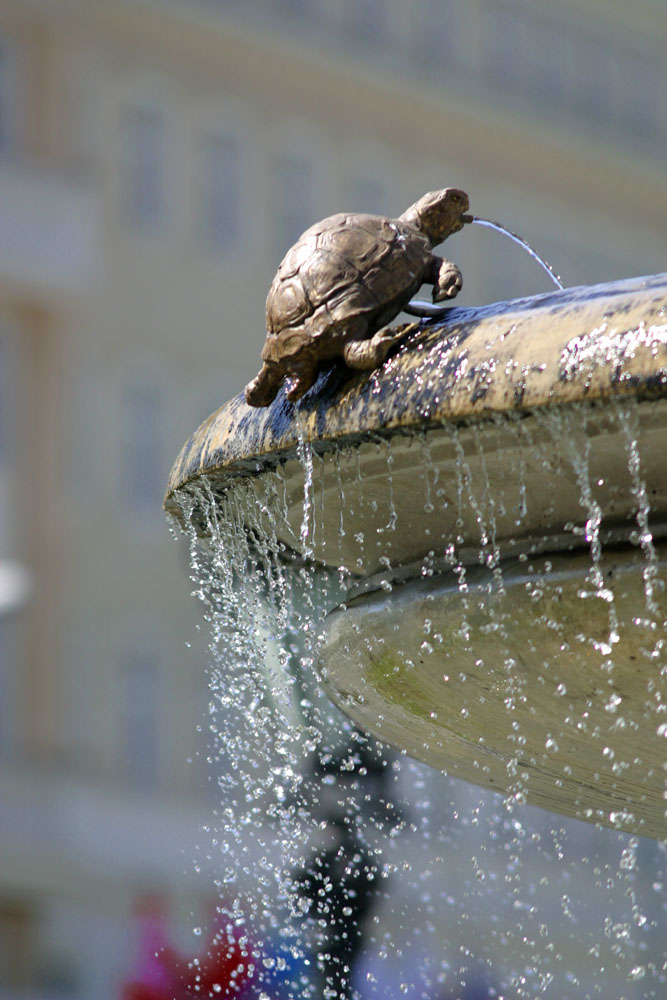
[{"xmin": 262, "ymin": 212, "xmax": 432, "ymax": 363}]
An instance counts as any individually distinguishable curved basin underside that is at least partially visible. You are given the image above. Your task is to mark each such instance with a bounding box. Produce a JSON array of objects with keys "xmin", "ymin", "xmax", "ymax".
[
  {"xmin": 166, "ymin": 274, "xmax": 667, "ymax": 838},
  {"xmin": 324, "ymin": 548, "xmax": 667, "ymax": 838}
]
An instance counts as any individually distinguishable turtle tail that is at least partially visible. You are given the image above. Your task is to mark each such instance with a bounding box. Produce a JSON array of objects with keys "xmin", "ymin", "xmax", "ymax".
[{"xmin": 245, "ymin": 361, "xmax": 283, "ymax": 408}]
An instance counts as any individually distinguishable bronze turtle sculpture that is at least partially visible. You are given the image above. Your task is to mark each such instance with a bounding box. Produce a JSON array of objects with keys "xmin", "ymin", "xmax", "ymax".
[{"xmin": 245, "ymin": 187, "xmax": 470, "ymax": 407}]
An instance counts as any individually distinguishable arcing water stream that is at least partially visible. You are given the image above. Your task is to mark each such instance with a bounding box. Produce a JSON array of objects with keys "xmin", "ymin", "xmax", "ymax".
[
  {"xmin": 469, "ymin": 218, "xmax": 564, "ymax": 290},
  {"xmin": 172, "ymin": 396, "xmax": 666, "ymax": 1000},
  {"xmin": 406, "ymin": 217, "xmax": 563, "ymax": 318}
]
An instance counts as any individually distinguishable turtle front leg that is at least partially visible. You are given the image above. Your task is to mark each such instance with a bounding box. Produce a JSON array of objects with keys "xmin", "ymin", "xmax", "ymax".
[
  {"xmin": 428, "ymin": 255, "xmax": 463, "ymax": 302},
  {"xmin": 343, "ymin": 323, "xmax": 415, "ymax": 370}
]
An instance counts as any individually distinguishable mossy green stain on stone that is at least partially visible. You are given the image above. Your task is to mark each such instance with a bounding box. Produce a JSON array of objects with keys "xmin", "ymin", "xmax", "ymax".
[
  {"xmin": 366, "ymin": 649, "xmax": 434, "ymax": 725},
  {"xmin": 363, "ymin": 645, "xmax": 475, "ymax": 739}
]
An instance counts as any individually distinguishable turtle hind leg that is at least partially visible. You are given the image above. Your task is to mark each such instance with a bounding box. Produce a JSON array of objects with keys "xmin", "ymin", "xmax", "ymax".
[
  {"xmin": 343, "ymin": 323, "xmax": 413, "ymax": 370},
  {"xmin": 245, "ymin": 362, "xmax": 283, "ymax": 407}
]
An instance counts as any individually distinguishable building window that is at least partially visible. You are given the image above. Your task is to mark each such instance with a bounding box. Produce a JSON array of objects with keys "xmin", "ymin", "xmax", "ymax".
[
  {"xmin": 521, "ymin": 19, "xmax": 574, "ymax": 106},
  {"xmin": 0, "ymin": 619, "xmax": 10, "ymax": 754},
  {"xmin": 276, "ymin": 0, "xmax": 313, "ymax": 17},
  {"xmin": 619, "ymin": 46, "xmax": 664, "ymax": 140},
  {"xmin": 0, "ymin": 320, "xmax": 26, "ymax": 757},
  {"xmin": 344, "ymin": 175, "xmax": 387, "ymax": 215},
  {"xmin": 0, "ymin": 322, "xmax": 11, "ymax": 463},
  {"xmin": 120, "ymin": 382, "xmax": 163, "ymax": 518},
  {"xmin": 0, "ymin": 900, "xmax": 37, "ymax": 993},
  {"xmin": 571, "ymin": 31, "xmax": 616, "ymax": 120},
  {"xmin": 198, "ymin": 130, "xmax": 242, "ymax": 252},
  {"xmin": 121, "ymin": 105, "xmax": 165, "ymax": 232},
  {"xmin": 0, "ymin": 319, "xmax": 23, "ymax": 550},
  {"xmin": 118, "ymin": 639, "xmax": 160, "ymax": 785},
  {"xmin": 412, "ymin": 0, "xmax": 460, "ymax": 67},
  {"xmin": 0, "ymin": 37, "xmax": 19, "ymax": 157},
  {"xmin": 65, "ymin": 363, "xmax": 101, "ymax": 504},
  {"xmin": 347, "ymin": 0, "xmax": 389, "ymax": 42},
  {"xmin": 273, "ymin": 153, "xmax": 314, "ymax": 253},
  {"xmin": 480, "ymin": 1, "xmax": 526, "ymax": 90}
]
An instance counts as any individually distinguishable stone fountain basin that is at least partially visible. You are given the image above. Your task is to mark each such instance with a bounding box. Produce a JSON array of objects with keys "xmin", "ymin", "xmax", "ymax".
[
  {"xmin": 242, "ymin": 395, "xmax": 667, "ymax": 577},
  {"xmin": 323, "ymin": 546, "xmax": 666, "ymax": 838},
  {"xmin": 166, "ymin": 273, "xmax": 667, "ymax": 838}
]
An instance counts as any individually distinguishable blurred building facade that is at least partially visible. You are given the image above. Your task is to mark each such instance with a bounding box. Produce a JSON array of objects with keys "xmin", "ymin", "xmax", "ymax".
[{"xmin": 0, "ymin": 0, "xmax": 665, "ymax": 997}]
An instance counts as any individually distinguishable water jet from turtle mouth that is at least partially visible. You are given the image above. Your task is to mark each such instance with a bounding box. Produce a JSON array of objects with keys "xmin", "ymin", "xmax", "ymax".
[{"xmin": 469, "ymin": 216, "xmax": 564, "ymax": 290}]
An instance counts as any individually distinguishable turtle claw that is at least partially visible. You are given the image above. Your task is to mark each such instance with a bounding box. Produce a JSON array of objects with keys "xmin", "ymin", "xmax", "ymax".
[
  {"xmin": 285, "ymin": 378, "xmax": 308, "ymax": 403},
  {"xmin": 344, "ymin": 324, "xmax": 415, "ymax": 370},
  {"xmin": 374, "ymin": 325, "xmax": 410, "ymax": 347},
  {"xmin": 284, "ymin": 359, "xmax": 318, "ymax": 402}
]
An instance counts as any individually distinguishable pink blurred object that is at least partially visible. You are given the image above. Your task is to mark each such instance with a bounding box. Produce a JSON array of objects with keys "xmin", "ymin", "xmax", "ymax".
[{"xmin": 121, "ymin": 895, "xmax": 254, "ymax": 1000}]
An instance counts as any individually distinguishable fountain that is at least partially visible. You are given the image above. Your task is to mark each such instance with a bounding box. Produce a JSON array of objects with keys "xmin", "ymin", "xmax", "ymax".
[
  {"xmin": 167, "ymin": 271, "xmax": 667, "ymax": 836},
  {"xmin": 165, "ymin": 271, "xmax": 667, "ymax": 997}
]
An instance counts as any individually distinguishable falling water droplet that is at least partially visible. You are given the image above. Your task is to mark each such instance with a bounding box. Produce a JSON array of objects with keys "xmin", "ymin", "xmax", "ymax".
[{"xmin": 169, "ymin": 397, "xmax": 667, "ymax": 1000}]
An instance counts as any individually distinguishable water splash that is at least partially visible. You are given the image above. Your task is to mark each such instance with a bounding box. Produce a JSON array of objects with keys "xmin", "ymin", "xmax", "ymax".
[
  {"xmin": 614, "ymin": 398, "xmax": 661, "ymax": 616},
  {"xmin": 537, "ymin": 405, "xmax": 619, "ymax": 650},
  {"xmin": 296, "ymin": 422, "xmax": 315, "ymax": 560},
  {"xmin": 470, "ymin": 217, "xmax": 564, "ymax": 290},
  {"xmin": 170, "ymin": 398, "xmax": 667, "ymax": 1000}
]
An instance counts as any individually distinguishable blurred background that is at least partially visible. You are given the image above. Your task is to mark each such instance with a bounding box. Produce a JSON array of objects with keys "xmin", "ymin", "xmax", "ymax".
[{"xmin": 0, "ymin": 0, "xmax": 665, "ymax": 997}]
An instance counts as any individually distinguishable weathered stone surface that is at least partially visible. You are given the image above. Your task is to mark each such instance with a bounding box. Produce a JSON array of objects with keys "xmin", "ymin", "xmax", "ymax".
[{"xmin": 165, "ymin": 272, "xmax": 667, "ymax": 524}]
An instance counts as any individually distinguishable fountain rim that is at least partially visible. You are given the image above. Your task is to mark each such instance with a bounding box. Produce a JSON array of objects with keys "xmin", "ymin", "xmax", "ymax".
[{"xmin": 165, "ymin": 272, "xmax": 667, "ymax": 518}]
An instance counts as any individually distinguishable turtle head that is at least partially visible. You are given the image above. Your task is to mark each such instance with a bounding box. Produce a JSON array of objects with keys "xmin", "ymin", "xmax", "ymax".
[{"xmin": 400, "ymin": 188, "xmax": 470, "ymax": 245}]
